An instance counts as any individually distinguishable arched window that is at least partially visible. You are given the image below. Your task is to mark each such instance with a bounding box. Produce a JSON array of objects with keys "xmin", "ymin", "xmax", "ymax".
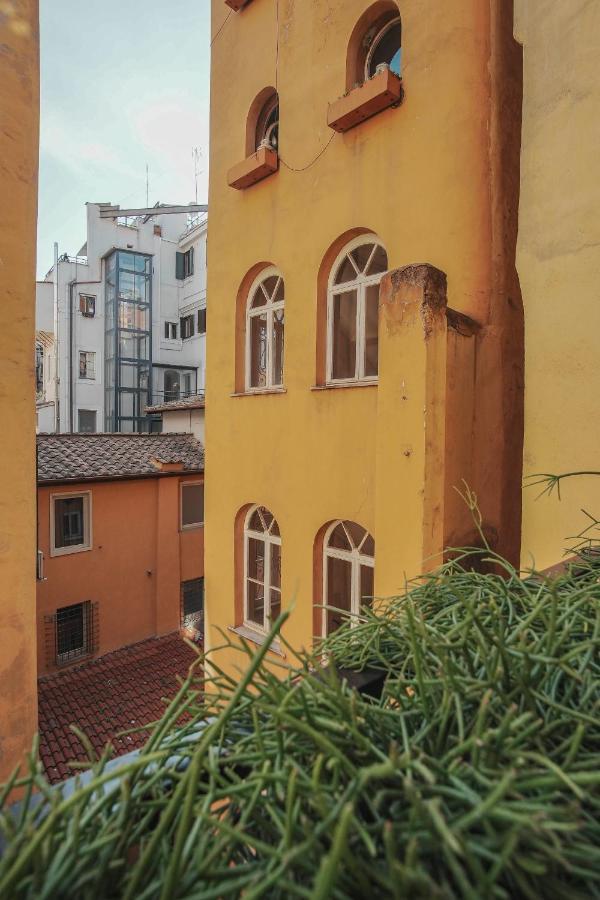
[
  {"xmin": 255, "ymin": 93, "xmax": 279, "ymax": 152},
  {"xmin": 244, "ymin": 506, "xmax": 281, "ymax": 630},
  {"xmin": 246, "ymin": 267, "xmax": 285, "ymax": 390},
  {"xmin": 365, "ymin": 16, "xmax": 401, "ymax": 79},
  {"xmin": 246, "ymin": 89, "xmax": 279, "ymax": 157},
  {"xmin": 327, "ymin": 236, "xmax": 388, "ymax": 383},
  {"xmin": 323, "ymin": 520, "xmax": 374, "ymax": 637},
  {"xmin": 345, "ymin": 3, "xmax": 402, "ymax": 90}
]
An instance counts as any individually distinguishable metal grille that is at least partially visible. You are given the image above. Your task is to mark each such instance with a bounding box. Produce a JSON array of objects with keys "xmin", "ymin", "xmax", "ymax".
[
  {"xmin": 44, "ymin": 601, "xmax": 99, "ymax": 668},
  {"xmin": 181, "ymin": 578, "xmax": 204, "ymax": 637}
]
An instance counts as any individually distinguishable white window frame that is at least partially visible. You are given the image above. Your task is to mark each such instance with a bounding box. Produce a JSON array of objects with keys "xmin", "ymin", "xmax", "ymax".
[
  {"xmin": 164, "ymin": 321, "xmax": 178, "ymax": 341},
  {"xmin": 79, "ymin": 294, "xmax": 96, "ymax": 318},
  {"xmin": 245, "ymin": 266, "xmax": 285, "ymax": 392},
  {"xmin": 244, "ymin": 505, "xmax": 282, "ymax": 633},
  {"xmin": 322, "ymin": 520, "xmax": 375, "ymax": 638},
  {"xmin": 180, "ymin": 314, "xmax": 195, "ymax": 340},
  {"xmin": 364, "ymin": 15, "xmax": 402, "ymax": 80},
  {"xmin": 78, "ymin": 350, "xmax": 96, "ymax": 381},
  {"xmin": 50, "ymin": 491, "xmax": 93, "ymax": 558},
  {"xmin": 180, "ymin": 481, "xmax": 204, "ymax": 530},
  {"xmin": 326, "ymin": 236, "xmax": 387, "ymax": 385}
]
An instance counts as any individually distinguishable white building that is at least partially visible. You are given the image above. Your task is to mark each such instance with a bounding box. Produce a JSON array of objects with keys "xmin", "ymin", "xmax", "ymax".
[
  {"xmin": 146, "ymin": 394, "xmax": 205, "ymax": 443},
  {"xmin": 36, "ymin": 202, "xmax": 207, "ymax": 434}
]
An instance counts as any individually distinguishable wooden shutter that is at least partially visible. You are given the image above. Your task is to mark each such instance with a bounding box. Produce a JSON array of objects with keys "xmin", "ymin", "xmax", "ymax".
[{"xmin": 176, "ymin": 251, "xmax": 185, "ymax": 280}]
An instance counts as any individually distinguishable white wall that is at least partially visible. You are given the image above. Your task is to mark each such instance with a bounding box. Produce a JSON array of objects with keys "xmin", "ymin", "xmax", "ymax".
[
  {"xmin": 36, "ymin": 205, "xmax": 207, "ymax": 431},
  {"xmin": 161, "ymin": 407, "xmax": 205, "ymax": 443}
]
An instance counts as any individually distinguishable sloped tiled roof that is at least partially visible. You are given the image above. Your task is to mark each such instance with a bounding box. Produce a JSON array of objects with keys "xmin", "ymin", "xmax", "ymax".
[
  {"xmin": 38, "ymin": 633, "xmax": 200, "ymax": 784},
  {"xmin": 146, "ymin": 394, "xmax": 206, "ymax": 414},
  {"xmin": 37, "ymin": 433, "xmax": 204, "ymax": 483}
]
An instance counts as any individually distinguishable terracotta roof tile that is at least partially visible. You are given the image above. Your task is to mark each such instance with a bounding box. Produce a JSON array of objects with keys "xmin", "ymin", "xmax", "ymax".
[
  {"xmin": 38, "ymin": 633, "xmax": 201, "ymax": 784},
  {"xmin": 146, "ymin": 394, "xmax": 206, "ymax": 414},
  {"xmin": 37, "ymin": 433, "xmax": 204, "ymax": 483}
]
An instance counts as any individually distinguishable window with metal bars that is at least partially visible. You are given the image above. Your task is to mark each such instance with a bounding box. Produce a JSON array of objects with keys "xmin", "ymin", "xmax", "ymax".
[
  {"xmin": 44, "ymin": 601, "xmax": 99, "ymax": 667},
  {"xmin": 181, "ymin": 578, "xmax": 204, "ymax": 637}
]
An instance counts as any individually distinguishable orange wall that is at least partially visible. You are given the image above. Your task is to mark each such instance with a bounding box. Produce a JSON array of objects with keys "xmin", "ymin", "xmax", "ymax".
[
  {"xmin": 0, "ymin": 0, "xmax": 40, "ymax": 781},
  {"xmin": 37, "ymin": 474, "xmax": 204, "ymax": 674}
]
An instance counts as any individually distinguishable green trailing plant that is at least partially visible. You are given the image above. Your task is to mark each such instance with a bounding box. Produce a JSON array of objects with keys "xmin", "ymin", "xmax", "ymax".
[
  {"xmin": 1, "ymin": 551, "xmax": 599, "ymax": 899},
  {"xmin": 527, "ymin": 469, "xmax": 600, "ymax": 554}
]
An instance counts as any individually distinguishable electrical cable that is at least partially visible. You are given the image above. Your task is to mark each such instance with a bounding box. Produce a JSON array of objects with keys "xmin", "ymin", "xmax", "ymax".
[
  {"xmin": 210, "ymin": 9, "xmax": 232, "ymax": 47},
  {"xmin": 279, "ymin": 133, "xmax": 336, "ymax": 173}
]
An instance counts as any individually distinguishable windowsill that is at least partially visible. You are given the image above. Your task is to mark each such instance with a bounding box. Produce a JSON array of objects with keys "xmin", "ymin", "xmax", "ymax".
[
  {"xmin": 311, "ymin": 380, "xmax": 378, "ymax": 391},
  {"xmin": 50, "ymin": 544, "xmax": 92, "ymax": 559},
  {"xmin": 56, "ymin": 650, "xmax": 92, "ymax": 668},
  {"xmin": 228, "ymin": 624, "xmax": 285, "ymax": 657},
  {"xmin": 227, "ymin": 146, "xmax": 279, "ymax": 190},
  {"xmin": 231, "ymin": 387, "xmax": 287, "ymax": 398},
  {"xmin": 180, "ymin": 523, "xmax": 204, "ymax": 532},
  {"xmin": 328, "ymin": 68, "xmax": 403, "ymax": 133}
]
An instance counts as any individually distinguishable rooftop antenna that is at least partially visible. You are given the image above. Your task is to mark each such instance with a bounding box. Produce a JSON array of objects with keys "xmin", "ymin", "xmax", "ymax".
[
  {"xmin": 192, "ymin": 148, "xmax": 202, "ymax": 204},
  {"xmin": 145, "ymin": 163, "xmax": 149, "ymax": 208}
]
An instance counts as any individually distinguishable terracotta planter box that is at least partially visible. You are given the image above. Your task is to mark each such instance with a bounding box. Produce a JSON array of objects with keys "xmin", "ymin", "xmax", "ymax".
[
  {"xmin": 225, "ymin": 0, "xmax": 252, "ymax": 10},
  {"xmin": 227, "ymin": 146, "xmax": 279, "ymax": 190},
  {"xmin": 328, "ymin": 68, "xmax": 403, "ymax": 133}
]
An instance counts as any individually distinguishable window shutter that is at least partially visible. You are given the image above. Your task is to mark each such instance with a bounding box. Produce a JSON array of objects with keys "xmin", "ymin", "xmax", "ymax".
[
  {"xmin": 198, "ymin": 308, "xmax": 206, "ymax": 334},
  {"xmin": 79, "ymin": 296, "xmax": 85, "ymax": 314},
  {"xmin": 164, "ymin": 322, "xmax": 169, "ymax": 339},
  {"xmin": 176, "ymin": 252, "xmax": 185, "ymax": 280},
  {"xmin": 189, "ymin": 247, "xmax": 194, "ymax": 276}
]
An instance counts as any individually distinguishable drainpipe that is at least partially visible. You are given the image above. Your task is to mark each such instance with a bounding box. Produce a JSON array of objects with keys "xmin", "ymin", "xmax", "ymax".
[
  {"xmin": 53, "ymin": 242, "xmax": 59, "ymax": 432},
  {"xmin": 69, "ymin": 279, "xmax": 75, "ymax": 433}
]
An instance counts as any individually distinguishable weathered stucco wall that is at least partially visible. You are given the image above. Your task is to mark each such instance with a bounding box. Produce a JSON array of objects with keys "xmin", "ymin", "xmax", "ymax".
[
  {"xmin": 206, "ymin": 0, "xmax": 523, "ymax": 673},
  {"xmin": 515, "ymin": 1, "xmax": 600, "ymax": 569},
  {"xmin": 0, "ymin": 0, "xmax": 39, "ymax": 781},
  {"xmin": 36, "ymin": 474, "xmax": 204, "ymax": 674}
]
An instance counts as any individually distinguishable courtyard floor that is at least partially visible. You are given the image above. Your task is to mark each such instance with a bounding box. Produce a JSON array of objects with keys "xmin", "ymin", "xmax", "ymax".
[{"xmin": 38, "ymin": 633, "xmax": 200, "ymax": 784}]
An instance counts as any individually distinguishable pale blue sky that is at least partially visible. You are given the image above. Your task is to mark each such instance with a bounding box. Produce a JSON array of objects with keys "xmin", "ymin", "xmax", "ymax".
[{"xmin": 37, "ymin": 0, "xmax": 211, "ymax": 277}]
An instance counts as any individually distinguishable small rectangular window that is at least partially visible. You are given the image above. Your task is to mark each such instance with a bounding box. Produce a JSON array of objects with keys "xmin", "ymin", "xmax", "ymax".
[
  {"xmin": 79, "ymin": 295, "xmax": 96, "ymax": 318},
  {"xmin": 56, "ymin": 601, "xmax": 89, "ymax": 663},
  {"xmin": 35, "ymin": 344, "xmax": 44, "ymax": 394},
  {"xmin": 52, "ymin": 493, "xmax": 91, "ymax": 555},
  {"xmin": 183, "ymin": 247, "xmax": 194, "ymax": 278},
  {"xmin": 78, "ymin": 409, "xmax": 97, "ymax": 433},
  {"xmin": 79, "ymin": 351, "xmax": 96, "ymax": 380},
  {"xmin": 164, "ymin": 321, "xmax": 178, "ymax": 340},
  {"xmin": 181, "ymin": 578, "xmax": 204, "ymax": 635},
  {"xmin": 180, "ymin": 314, "xmax": 195, "ymax": 340},
  {"xmin": 181, "ymin": 482, "xmax": 204, "ymax": 529},
  {"xmin": 198, "ymin": 308, "xmax": 206, "ymax": 335}
]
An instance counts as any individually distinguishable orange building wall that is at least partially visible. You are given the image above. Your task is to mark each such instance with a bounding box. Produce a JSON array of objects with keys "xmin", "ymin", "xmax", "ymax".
[
  {"xmin": 36, "ymin": 474, "xmax": 204, "ymax": 674},
  {"xmin": 0, "ymin": 0, "xmax": 40, "ymax": 781}
]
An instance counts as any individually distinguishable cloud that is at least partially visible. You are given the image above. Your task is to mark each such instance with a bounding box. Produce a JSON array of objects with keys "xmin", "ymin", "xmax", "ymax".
[{"xmin": 41, "ymin": 111, "xmax": 142, "ymax": 183}]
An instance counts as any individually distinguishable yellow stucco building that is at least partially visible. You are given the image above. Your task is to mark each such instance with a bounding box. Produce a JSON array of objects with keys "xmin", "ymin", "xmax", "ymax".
[
  {"xmin": 515, "ymin": 0, "xmax": 600, "ymax": 571},
  {"xmin": 0, "ymin": 0, "xmax": 39, "ymax": 780},
  {"xmin": 205, "ymin": 0, "xmax": 525, "ymax": 669}
]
